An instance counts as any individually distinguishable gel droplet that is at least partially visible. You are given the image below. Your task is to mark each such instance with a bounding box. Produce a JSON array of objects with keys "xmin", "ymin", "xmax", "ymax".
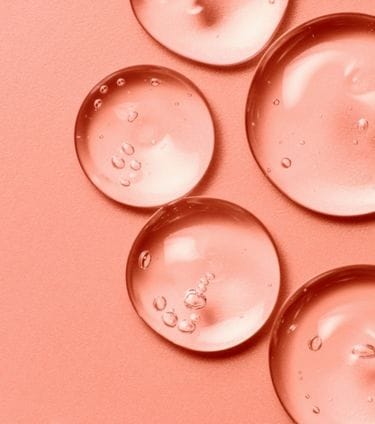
[
  {"xmin": 131, "ymin": 0, "xmax": 289, "ymax": 66},
  {"xmin": 184, "ymin": 289, "xmax": 207, "ymax": 310},
  {"xmin": 153, "ymin": 296, "xmax": 167, "ymax": 311},
  {"xmin": 162, "ymin": 310, "xmax": 178, "ymax": 327},
  {"xmin": 138, "ymin": 250, "xmax": 151, "ymax": 269},
  {"xmin": 178, "ymin": 319, "xmax": 196, "ymax": 334},
  {"xmin": 308, "ymin": 336, "xmax": 322, "ymax": 351},
  {"xmin": 127, "ymin": 197, "xmax": 280, "ymax": 351},
  {"xmin": 352, "ymin": 343, "xmax": 375, "ymax": 358},
  {"xmin": 111, "ymin": 156, "xmax": 125, "ymax": 169},
  {"xmin": 75, "ymin": 66, "xmax": 214, "ymax": 207},
  {"xmin": 121, "ymin": 142, "xmax": 135, "ymax": 155},
  {"xmin": 246, "ymin": 14, "xmax": 375, "ymax": 216},
  {"xmin": 270, "ymin": 265, "xmax": 375, "ymax": 423}
]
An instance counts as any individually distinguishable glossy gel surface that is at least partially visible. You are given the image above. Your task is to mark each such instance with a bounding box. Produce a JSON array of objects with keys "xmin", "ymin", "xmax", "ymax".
[
  {"xmin": 270, "ymin": 265, "xmax": 375, "ymax": 424},
  {"xmin": 131, "ymin": 0, "xmax": 289, "ymax": 66},
  {"xmin": 247, "ymin": 14, "xmax": 375, "ymax": 216},
  {"xmin": 75, "ymin": 66, "xmax": 214, "ymax": 207},
  {"xmin": 126, "ymin": 197, "xmax": 280, "ymax": 352}
]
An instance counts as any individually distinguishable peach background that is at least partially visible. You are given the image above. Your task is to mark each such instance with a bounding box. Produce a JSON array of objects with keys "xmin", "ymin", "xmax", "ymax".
[{"xmin": 1, "ymin": 1, "xmax": 374, "ymax": 423}]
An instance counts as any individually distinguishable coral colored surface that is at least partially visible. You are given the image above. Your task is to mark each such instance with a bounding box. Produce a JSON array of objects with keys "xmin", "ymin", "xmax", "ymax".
[{"xmin": 0, "ymin": 1, "xmax": 374, "ymax": 423}]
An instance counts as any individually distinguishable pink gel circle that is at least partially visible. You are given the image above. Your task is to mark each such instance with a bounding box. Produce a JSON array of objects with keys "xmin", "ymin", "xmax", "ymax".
[
  {"xmin": 246, "ymin": 14, "xmax": 375, "ymax": 216},
  {"xmin": 126, "ymin": 197, "xmax": 280, "ymax": 352},
  {"xmin": 270, "ymin": 265, "xmax": 375, "ymax": 424},
  {"xmin": 131, "ymin": 0, "xmax": 289, "ymax": 66},
  {"xmin": 75, "ymin": 66, "xmax": 214, "ymax": 207}
]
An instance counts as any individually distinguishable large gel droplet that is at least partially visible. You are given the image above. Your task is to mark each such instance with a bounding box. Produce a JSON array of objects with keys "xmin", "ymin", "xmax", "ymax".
[
  {"xmin": 131, "ymin": 0, "xmax": 289, "ymax": 66},
  {"xmin": 270, "ymin": 265, "xmax": 375, "ymax": 423},
  {"xmin": 246, "ymin": 14, "xmax": 375, "ymax": 216},
  {"xmin": 126, "ymin": 197, "xmax": 280, "ymax": 352},
  {"xmin": 75, "ymin": 66, "xmax": 214, "ymax": 207}
]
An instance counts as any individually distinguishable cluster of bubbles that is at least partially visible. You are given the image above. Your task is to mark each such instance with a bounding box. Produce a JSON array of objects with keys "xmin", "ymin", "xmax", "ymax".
[
  {"xmin": 109, "ymin": 142, "xmax": 142, "ymax": 187},
  {"xmin": 138, "ymin": 251, "xmax": 216, "ymax": 334},
  {"xmin": 303, "ymin": 334, "xmax": 375, "ymax": 413}
]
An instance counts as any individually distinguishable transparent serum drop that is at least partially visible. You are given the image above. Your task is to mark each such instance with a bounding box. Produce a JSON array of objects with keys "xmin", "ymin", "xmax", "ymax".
[
  {"xmin": 75, "ymin": 66, "xmax": 214, "ymax": 207},
  {"xmin": 270, "ymin": 265, "xmax": 375, "ymax": 423},
  {"xmin": 246, "ymin": 14, "xmax": 375, "ymax": 216},
  {"xmin": 126, "ymin": 197, "xmax": 280, "ymax": 352},
  {"xmin": 131, "ymin": 0, "xmax": 289, "ymax": 66}
]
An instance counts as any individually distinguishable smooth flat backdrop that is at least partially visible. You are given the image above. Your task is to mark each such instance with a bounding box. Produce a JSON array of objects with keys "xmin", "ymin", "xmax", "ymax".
[{"xmin": 1, "ymin": 1, "xmax": 374, "ymax": 423}]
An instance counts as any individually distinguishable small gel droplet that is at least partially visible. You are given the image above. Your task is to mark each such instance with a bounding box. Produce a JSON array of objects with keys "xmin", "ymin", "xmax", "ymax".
[
  {"xmin": 197, "ymin": 283, "xmax": 207, "ymax": 293},
  {"xmin": 138, "ymin": 250, "xmax": 151, "ymax": 269},
  {"xmin": 281, "ymin": 158, "xmax": 292, "ymax": 168},
  {"xmin": 153, "ymin": 296, "xmax": 167, "ymax": 311},
  {"xmin": 111, "ymin": 156, "xmax": 125, "ymax": 169},
  {"xmin": 162, "ymin": 310, "xmax": 178, "ymax": 327},
  {"xmin": 121, "ymin": 142, "xmax": 135, "ymax": 155},
  {"xmin": 205, "ymin": 272, "xmax": 215, "ymax": 281},
  {"xmin": 308, "ymin": 335, "xmax": 322, "ymax": 351},
  {"xmin": 273, "ymin": 98, "xmax": 280, "ymax": 105},
  {"xmin": 305, "ymin": 394, "xmax": 310, "ymax": 399},
  {"xmin": 178, "ymin": 319, "xmax": 196, "ymax": 333},
  {"xmin": 117, "ymin": 78, "xmax": 126, "ymax": 87}
]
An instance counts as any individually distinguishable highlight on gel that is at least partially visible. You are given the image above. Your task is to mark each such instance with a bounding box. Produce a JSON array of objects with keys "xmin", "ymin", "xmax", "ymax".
[
  {"xmin": 126, "ymin": 197, "xmax": 280, "ymax": 352},
  {"xmin": 246, "ymin": 14, "xmax": 375, "ymax": 216},
  {"xmin": 131, "ymin": 0, "xmax": 289, "ymax": 66},
  {"xmin": 75, "ymin": 66, "xmax": 215, "ymax": 207},
  {"xmin": 270, "ymin": 265, "xmax": 375, "ymax": 424}
]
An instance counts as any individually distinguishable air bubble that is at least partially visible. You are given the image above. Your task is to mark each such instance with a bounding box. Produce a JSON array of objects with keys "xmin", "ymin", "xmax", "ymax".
[
  {"xmin": 150, "ymin": 78, "xmax": 160, "ymax": 87},
  {"xmin": 131, "ymin": 0, "xmax": 289, "ymax": 66},
  {"xmin": 99, "ymin": 85, "xmax": 108, "ymax": 94},
  {"xmin": 94, "ymin": 99, "xmax": 102, "ymax": 110},
  {"xmin": 357, "ymin": 118, "xmax": 369, "ymax": 131},
  {"xmin": 352, "ymin": 343, "xmax": 375, "ymax": 358},
  {"xmin": 312, "ymin": 406, "xmax": 320, "ymax": 415},
  {"xmin": 308, "ymin": 336, "xmax": 322, "ymax": 351},
  {"xmin": 75, "ymin": 66, "xmax": 214, "ymax": 207},
  {"xmin": 270, "ymin": 265, "xmax": 375, "ymax": 423},
  {"xmin": 246, "ymin": 14, "xmax": 375, "ymax": 216},
  {"xmin": 130, "ymin": 159, "xmax": 142, "ymax": 171},
  {"xmin": 138, "ymin": 250, "xmax": 151, "ymax": 269},
  {"xmin": 178, "ymin": 319, "xmax": 196, "ymax": 334},
  {"xmin": 111, "ymin": 156, "xmax": 125, "ymax": 169},
  {"xmin": 153, "ymin": 296, "xmax": 167, "ymax": 311},
  {"xmin": 121, "ymin": 142, "xmax": 135, "ymax": 155},
  {"xmin": 281, "ymin": 158, "xmax": 291, "ymax": 168},
  {"xmin": 126, "ymin": 197, "xmax": 280, "ymax": 352},
  {"xmin": 162, "ymin": 310, "xmax": 178, "ymax": 327},
  {"xmin": 184, "ymin": 289, "xmax": 207, "ymax": 310},
  {"xmin": 119, "ymin": 177, "xmax": 131, "ymax": 187},
  {"xmin": 205, "ymin": 272, "xmax": 215, "ymax": 281}
]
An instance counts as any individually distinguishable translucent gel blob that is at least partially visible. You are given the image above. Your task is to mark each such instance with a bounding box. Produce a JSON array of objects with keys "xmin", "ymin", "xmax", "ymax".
[
  {"xmin": 126, "ymin": 197, "xmax": 280, "ymax": 352},
  {"xmin": 246, "ymin": 14, "xmax": 375, "ymax": 216},
  {"xmin": 75, "ymin": 66, "xmax": 214, "ymax": 208},
  {"xmin": 130, "ymin": 0, "xmax": 289, "ymax": 66},
  {"xmin": 270, "ymin": 265, "xmax": 375, "ymax": 424}
]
